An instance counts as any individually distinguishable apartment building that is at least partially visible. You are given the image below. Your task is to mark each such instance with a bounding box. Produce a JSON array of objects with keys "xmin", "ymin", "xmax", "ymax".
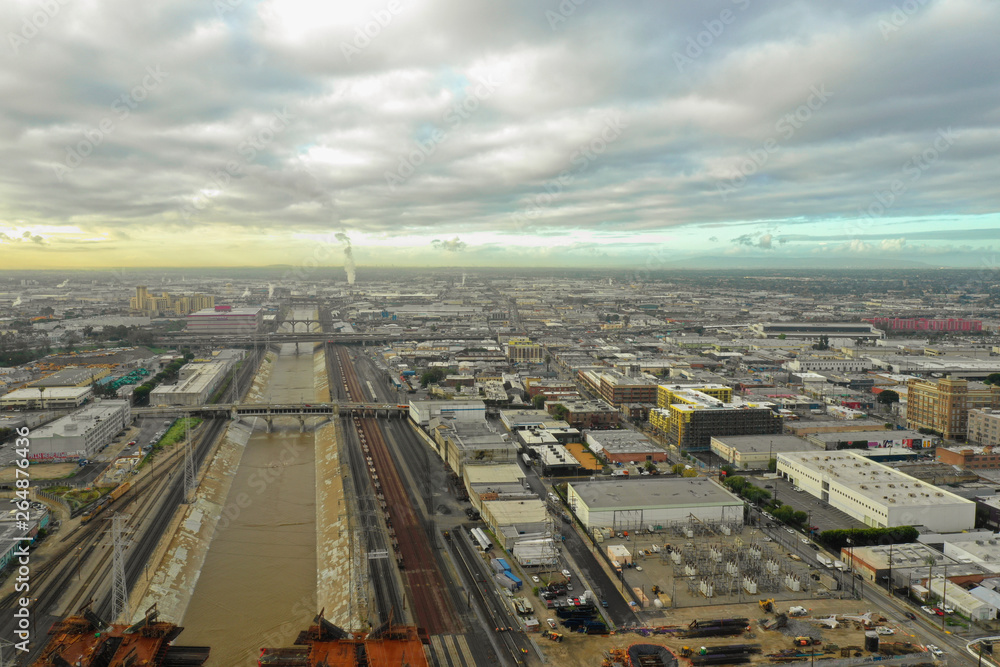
[
  {"xmin": 906, "ymin": 376, "xmax": 1000, "ymax": 440},
  {"xmin": 968, "ymin": 408, "xmax": 1000, "ymax": 446}
]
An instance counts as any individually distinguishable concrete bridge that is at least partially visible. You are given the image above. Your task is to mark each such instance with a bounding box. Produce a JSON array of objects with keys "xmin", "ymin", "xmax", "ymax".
[
  {"xmin": 134, "ymin": 402, "xmax": 408, "ymax": 432},
  {"xmin": 277, "ymin": 318, "xmax": 323, "ymax": 333}
]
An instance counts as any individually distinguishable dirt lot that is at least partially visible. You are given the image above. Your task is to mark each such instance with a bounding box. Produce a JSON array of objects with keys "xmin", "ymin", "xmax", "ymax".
[
  {"xmin": 0, "ymin": 462, "xmax": 77, "ymax": 483},
  {"xmin": 533, "ymin": 599, "xmax": 929, "ymax": 667}
]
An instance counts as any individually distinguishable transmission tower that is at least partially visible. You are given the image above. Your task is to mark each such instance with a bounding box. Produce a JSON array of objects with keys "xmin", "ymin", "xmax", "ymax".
[
  {"xmin": 184, "ymin": 417, "xmax": 196, "ymax": 504},
  {"xmin": 111, "ymin": 513, "xmax": 130, "ymax": 623}
]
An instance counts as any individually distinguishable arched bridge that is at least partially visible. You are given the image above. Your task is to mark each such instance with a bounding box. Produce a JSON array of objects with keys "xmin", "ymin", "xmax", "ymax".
[{"xmin": 134, "ymin": 402, "xmax": 409, "ymax": 432}]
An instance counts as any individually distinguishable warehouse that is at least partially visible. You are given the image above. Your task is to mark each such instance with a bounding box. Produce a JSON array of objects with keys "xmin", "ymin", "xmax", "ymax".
[
  {"xmin": 409, "ymin": 399, "xmax": 485, "ymax": 427},
  {"xmin": 429, "ymin": 419, "xmax": 517, "ymax": 476},
  {"xmin": 776, "ymin": 450, "xmax": 975, "ymax": 532},
  {"xmin": 928, "ymin": 577, "xmax": 997, "ymax": 621},
  {"xmin": 463, "ymin": 464, "xmax": 532, "ymax": 511},
  {"xmin": 0, "ymin": 386, "xmax": 92, "ymax": 410},
  {"xmin": 149, "ymin": 360, "xmax": 229, "ymax": 406},
  {"xmin": 481, "ymin": 499, "xmax": 548, "ymax": 549},
  {"xmin": 566, "ymin": 477, "xmax": 743, "ymax": 532},
  {"xmin": 27, "ymin": 400, "xmax": 131, "ymax": 461},
  {"xmin": 186, "ymin": 305, "xmax": 262, "ymax": 334},
  {"xmin": 807, "ymin": 430, "xmax": 935, "ymax": 451},
  {"xmin": 32, "ymin": 366, "xmax": 110, "ymax": 387},
  {"xmin": 710, "ymin": 434, "xmax": 818, "ymax": 469},
  {"xmin": 585, "ymin": 430, "xmax": 667, "ymax": 464}
]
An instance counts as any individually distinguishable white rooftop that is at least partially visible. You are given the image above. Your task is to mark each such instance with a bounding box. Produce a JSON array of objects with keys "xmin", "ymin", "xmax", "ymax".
[{"xmin": 779, "ymin": 450, "xmax": 972, "ymax": 508}]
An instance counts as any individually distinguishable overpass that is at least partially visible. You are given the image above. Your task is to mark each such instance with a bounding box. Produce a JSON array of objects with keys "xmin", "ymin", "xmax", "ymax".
[{"xmin": 134, "ymin": 402, "xmax": 409, "ymax": 432}]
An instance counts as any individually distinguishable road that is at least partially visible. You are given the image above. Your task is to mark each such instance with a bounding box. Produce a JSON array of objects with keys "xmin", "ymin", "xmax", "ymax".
[{"xmin": 752, "ymin": 506, "xmax": 980, "ymax": 667}]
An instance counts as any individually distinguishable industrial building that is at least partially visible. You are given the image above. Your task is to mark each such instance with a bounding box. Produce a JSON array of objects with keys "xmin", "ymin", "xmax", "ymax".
[
  {"xmin": 0, "ymin": 386, "xmax": 92, "ymax": 409},
  {"xmin": 504, "ymin": 337, "xmax": 544, "ymax": 363},
  {"xmin": 480, "ymin": 499, "xmax": 548, "ymax": 549},
  {"xmin": 27, "ymin": 400, "xmax": 131, "ymax": 461},
  {"xmin": 906, "ymin": 376, "xmax": 1000, "ymax": 440},
  {"xmin": 585, "ymin": 430, "xmax": 667, "ymax": 464},
  {"xmin": 462, "ymin": 464, "xmax": 532, "ymax": 511},
  {"xmin": 149, "ymin": 360, "xmax": 231, "ymax": 406},
  {"xmin": 938, "ymin": 445, "xmax": 1000, "ymax": 469},
  {"xmin": 565, "ymin": 477, "xmax": 744, "ymax": 531},
  {"xmin": 786, "ymin": 419, "xmax": 900, "ymax": 436},
  {"xmin": 409, "ymin": 399, "xmax": 485, "ymax": 427},
  {"xmin": 33, "ymin": 366, "xmax": 110, "ymax": 387},
  {"xmin": 552, "ymin": 399, "xmax": 620, "ymax": 429},
  {"xmin": 750, "ymin": 322, "xmax": 883, "ymax": 340},
  {"xmin": 185, "ymin": 305, "xmax": 262, "ymax": 334},
  {"xmin": 785, "ymin": 358, "xmax": 873, "ymax": 373},
  {"xmin": 865, "ymin": 317, "xmax": 983, "ymax": 332},
  {"xmin": 429, "ymin": 419, "xmax": 517, "ymax": 476},
  {"xmin": 806, "ymin": 430, "xmax": 935, "ymax": 451},
  {"xmin": 928, "ymin": 577, "xmax": 997, "ymax": 621},
  {"xmin": 840, "ymin": 543, "xmax": 956, "ymax": 587},
  {"xmin": 968, "ymin": 408, "xmax": 1000, "ymax": 446},
  {"xmin": 776, "ymin": 450, "xmax": 975, "ymax": 532},
  {"xmin": 709, "ymin": 434, "xmax": 818, "ymax": 469},
  {"xmin": 499, "ymin": 408, "xmax": 568, "ymax": 431}
]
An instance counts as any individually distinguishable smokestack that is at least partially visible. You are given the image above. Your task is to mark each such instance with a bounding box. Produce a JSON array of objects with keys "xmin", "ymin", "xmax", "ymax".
[{"xmin": 335, "ymin": 232, "xmax": 356, "ymax": 285}]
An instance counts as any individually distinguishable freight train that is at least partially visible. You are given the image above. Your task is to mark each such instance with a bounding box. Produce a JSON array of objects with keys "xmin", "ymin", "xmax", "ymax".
[{"xmin": 80, "ymin": 481, "xmax": 131, "ymax": 525}]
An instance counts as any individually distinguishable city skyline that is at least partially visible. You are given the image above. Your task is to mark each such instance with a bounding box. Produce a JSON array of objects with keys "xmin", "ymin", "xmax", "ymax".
[{"xmin": 2, "ymin": 1, "xmax": 999, "ymax": 270}]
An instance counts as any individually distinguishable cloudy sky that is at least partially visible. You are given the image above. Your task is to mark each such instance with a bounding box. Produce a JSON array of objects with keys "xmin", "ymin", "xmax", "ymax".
[{"xmin": 1, "ymin": 0, "xmax": 998, "ymax": 270}]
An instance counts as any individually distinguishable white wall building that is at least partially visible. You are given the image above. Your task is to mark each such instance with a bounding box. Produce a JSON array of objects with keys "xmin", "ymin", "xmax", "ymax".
[
  {"xmin": 928, "ymin": 577, "xmax": 997, "ymax": 621},
  {"xmin": 149, "ymin": 360, "xmax": 230, "ymax": 406},
  {"xmin": 776, "ymin": 450, "xmax": 975, "ymax": 532},
  {"xmin": 409, "ymin": 399, "xmax": 486, "ymax": 426},
  {"xmin": 27, "ymin": 400, "xmax": 132, "ymax": 461},
  {"xmin": 0, "ymin": 386, "xmax": 92, "ymax": 409},
  {"xmin": 566, "ymin": 478, "xmax": 743, "ymax": 531},
  {"xmin": 786, "ymin": 358, "xmax": 874, "ymax": 373}
]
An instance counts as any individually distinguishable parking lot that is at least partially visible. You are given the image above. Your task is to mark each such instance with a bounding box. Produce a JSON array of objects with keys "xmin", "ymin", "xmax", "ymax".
[{"xmin": 754, "ymin": 474, "xmax": 867, "ymax": 534}]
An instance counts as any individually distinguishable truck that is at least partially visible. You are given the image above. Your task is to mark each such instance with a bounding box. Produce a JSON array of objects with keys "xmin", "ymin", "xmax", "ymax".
[
  {"xmin": 817, "ymin": 554, "xmax": 833, "ymax": 568},
  {"xmin": 833, "ymin": 560, "xmax": 848, "ymax": 571}
]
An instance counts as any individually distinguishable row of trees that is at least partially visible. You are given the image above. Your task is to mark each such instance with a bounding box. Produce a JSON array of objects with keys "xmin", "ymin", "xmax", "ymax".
[
  {"xmin": 132, "ymin": 354, "xmax": 193, "ymax": 405},
  {"xmin": 818, "ymin": 526, "xmax": 919, "ymax": 552},
  {"xmin": 721, "ymin": 472, "xmax": 810, "ymax": 528}
]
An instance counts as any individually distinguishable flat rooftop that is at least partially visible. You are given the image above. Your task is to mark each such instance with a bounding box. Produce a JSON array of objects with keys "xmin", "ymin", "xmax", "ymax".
[
  {"xmin": 587, "ymin": 430, "xmax": 662, "ymax": 454},
  {"xmin": 569, "ymin": 477, "xmax": 742, "ymax": 510},
  {"xmin": 779, "ymin": 450, "xmax": 973, "ymax": 508},
  {"xmin": 711, "ymin": 434, "xmax": 817, "ymax": 454}
]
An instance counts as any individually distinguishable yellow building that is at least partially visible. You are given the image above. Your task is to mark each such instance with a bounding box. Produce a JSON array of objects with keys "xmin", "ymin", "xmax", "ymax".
[
  {"xmin": 657, "ymin": 383, "xmax": 732, "ymax": 408},
  {"xmin": 906, "ymin": 376, "xmax": 1000, "ymax": 440},
  {"xmin": 129, "ymin": 286, "xmax": 215, "ymax": 316},
  {"xmin": 506, "ymin": 337, "xmax": 544, "ymax": 363}
]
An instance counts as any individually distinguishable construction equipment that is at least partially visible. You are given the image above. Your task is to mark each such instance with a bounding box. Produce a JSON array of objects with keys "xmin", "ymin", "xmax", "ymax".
[
  {"xmin": 759, "ymin": 598, "xmax": 775, "ymax": 613},
  {"xmin": 794, "ymin": 637, "xmax": 822, "ymax": 647}
]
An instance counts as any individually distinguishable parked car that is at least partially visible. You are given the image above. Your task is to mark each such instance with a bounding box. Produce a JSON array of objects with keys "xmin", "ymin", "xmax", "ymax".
[
  {"xmin": 810, "ymin": 544, "xmax": 820, "ymax": 551},
  {"xmin": 942, "ymin": 605, "xmax": 955, "ymax": 614},
  {"xmin": 920, "ymin": 605, "xmax": 935, "ymax": 615},
  {"xmin": 785, "ymin": 528, "xmax": 795, "ymax": 534},
  {"xmin": 876, "ymin": 627, "xmax": 895, "ymax": 635},
  {"xmin": 932, "ymin": 607, "xmax": 945, "ymax": 616},
  {"xmin": 801, "ymin": 538, "xmax": 810, "ymax": 544}
]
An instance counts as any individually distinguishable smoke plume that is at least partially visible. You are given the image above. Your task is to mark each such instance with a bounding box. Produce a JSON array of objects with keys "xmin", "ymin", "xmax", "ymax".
[{"xmin": 335, "ymin": 232, "xmax": 356, "ymax": 285}]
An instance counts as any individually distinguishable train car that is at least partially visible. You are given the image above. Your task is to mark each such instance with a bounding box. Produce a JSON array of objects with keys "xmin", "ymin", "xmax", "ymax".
[{"xmin": 109, "ymin": 481, "xmax": 131, "ymax": 501}]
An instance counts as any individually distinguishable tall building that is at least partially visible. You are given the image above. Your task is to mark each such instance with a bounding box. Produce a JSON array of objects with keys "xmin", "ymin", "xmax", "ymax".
[
  {"xmin": 906, "ymin": 376, "xmax": 1000, "ymax": 440},
  {"xmin": 505, "ymin": 337, "xmax": 543, "ymax": 363},
  {"xmin": 130, "ymin": 285, "xmax": 215, "ymax": 316},
  {"xmin": 969, "ymin": 408, "xmax": 1000, "ymax": 446}
]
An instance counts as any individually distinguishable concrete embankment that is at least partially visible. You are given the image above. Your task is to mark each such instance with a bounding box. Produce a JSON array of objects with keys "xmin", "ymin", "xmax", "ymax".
[{"xmin": 131, "ymin": 351, "xmax": 277, "ymax": 622}]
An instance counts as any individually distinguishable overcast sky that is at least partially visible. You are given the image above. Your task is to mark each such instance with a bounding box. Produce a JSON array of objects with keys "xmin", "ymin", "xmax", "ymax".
[{"xmin": 1, "ymin": 0, "xmax": 998, "ymax": 270}]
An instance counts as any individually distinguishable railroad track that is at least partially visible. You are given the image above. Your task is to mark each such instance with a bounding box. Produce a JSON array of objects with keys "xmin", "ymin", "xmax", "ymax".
[{"xmin": 333, "ymin": 345, "xmax": 459, "ymax": 636}]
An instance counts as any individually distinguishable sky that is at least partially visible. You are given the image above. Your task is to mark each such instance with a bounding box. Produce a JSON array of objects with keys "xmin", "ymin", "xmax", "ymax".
[{"xmin": 1, "ymin": 0, "xmax": 999, "ymax": 271}]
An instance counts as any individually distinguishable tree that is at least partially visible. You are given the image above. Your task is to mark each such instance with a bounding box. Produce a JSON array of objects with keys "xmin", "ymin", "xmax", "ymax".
[
  {"xmin": 544, "ymin": 354, "xmax": 552, "ymax": 373},
  {"xmin": 671, "ymin": 464, "xmax": 686, "ymax": 476},
  {"xmin": 767, "ymin": 457, "xmax": 777, "ymax": 473},
  {"xmin": 986, "ymin": 373, "xmax": 1000, "ymax": 386},
  {"xmin": 532, "ymin": 394, "xmax": 547, "ymax": 410},
  {"xmin": 551, "ymin": 404, "xmax": 569, "ymax": 421},
  {"xmin": 877, "ymin": 390, "xmax": 900, "ymax": 405},
  {"xmin": 812, "ymin": 335, "xmax": 830, "ymax": 351},
  {"xmin": 65, "ymin": 332, "xmax": 80, "ymax": 352},
  {"xmin": 420, "ymin": 368, "xmax": 446, "ymax": 387},
  {"xmin": 778, "ymin": 333, "xmax": 787, "ymax": 340}
]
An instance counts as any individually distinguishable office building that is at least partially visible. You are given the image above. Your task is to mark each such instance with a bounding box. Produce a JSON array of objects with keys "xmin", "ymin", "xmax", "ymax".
[
  {"xmin": 937, "ymin": 445, "xmax": 1000, "ymax": 469},
  {"xmin": 551, "ymin": 399, "xmax": 620, "ymax": 429},
  {"xmin": 505, "ymin": 337, "xmax": 544, "ymax": 363},
  {"xmin": 906, "ymin": 376, "xmax": 1000, "ymax": 440},
  {"xmin": 776, "ymin": 450, "xmax": 975, "ymax": 532}
]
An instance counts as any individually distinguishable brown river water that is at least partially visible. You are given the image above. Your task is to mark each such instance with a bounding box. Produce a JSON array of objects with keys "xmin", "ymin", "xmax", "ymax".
[{"xmin": 181, "ymin": 338, "xmax": 320, "ymax": 665}]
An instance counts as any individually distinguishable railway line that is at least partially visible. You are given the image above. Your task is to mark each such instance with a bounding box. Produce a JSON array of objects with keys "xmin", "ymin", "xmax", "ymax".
[{"xmin": 331, "ymin": 345, "xmax": 459, "ymax": 636}]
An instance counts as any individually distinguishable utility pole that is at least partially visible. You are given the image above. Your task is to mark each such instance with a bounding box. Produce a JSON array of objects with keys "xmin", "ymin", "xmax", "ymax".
[{"xmin": 111, "ymin": 513, "xmax": 130, "ymax": 623}]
